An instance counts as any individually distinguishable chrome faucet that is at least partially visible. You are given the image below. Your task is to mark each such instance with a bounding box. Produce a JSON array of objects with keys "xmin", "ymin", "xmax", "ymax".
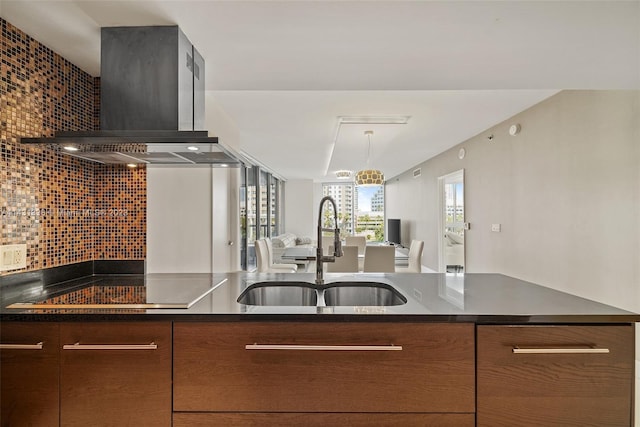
[{"xmin": 316, "ymin": 196, "xmax": 343, "ymax": 285}]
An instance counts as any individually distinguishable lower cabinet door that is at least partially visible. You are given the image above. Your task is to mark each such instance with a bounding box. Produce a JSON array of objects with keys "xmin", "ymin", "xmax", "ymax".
[
  {"xmin": 173, "ymin": 412, "xmax": 475, "ymax": 427},
  {"xmin": 59, "ymin": 322, "xmax": 172, "ymax": 427},
  {"xmin": 1, "ymin": 322, "xmax": 59, "ymax": 427},
  {"xmin": 477, "ymin": 324, "xmax": 634, "ymax": 427},
  {"xmin": 174, "ymin": 322, "xmax": 475, "ymax": 413}
]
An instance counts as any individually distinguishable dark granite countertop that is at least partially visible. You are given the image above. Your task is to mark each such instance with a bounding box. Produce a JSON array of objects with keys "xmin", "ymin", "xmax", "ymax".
[{"xmin": 1, "ymin": 272, "xmax": 637, "ymax": 323}]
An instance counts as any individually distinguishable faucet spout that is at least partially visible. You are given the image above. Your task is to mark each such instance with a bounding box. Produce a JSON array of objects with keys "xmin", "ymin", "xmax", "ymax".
[{"xmin": 316, "ymin": 196, "xmax": 342, "ymax": 285}]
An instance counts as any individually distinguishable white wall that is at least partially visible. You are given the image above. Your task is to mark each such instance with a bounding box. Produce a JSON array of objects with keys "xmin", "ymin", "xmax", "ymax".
[
  {"xmin": 386, "ymin": 90, "xmax": 639, "ymax": 314},
  {"xmin": 386, "ymin": 90, "xmax": 640, "ymax": 365},
  {"xmin": 147, "ymin": 166, "xmax": 213, "ymax": 273},
  {"xmin": 212, "ymin": 167, "xmax": 242, "ymax": 272},
  {"xmin": 147, "ymin": 165, "xmax": 241, "ymax": 273},
  {"xmin": 283, "ymin": 179, "xmax": 316, "ymax": 238},
  {"xmin": 206, "ymin": 92, "xmax": 241, "ymax": 151}
]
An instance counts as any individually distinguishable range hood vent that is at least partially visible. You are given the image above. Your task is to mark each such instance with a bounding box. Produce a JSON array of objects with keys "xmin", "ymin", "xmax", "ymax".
[
  {"xmin": 20, "ymin": 26, "xmax": 243, "ymax": 166},
  {"xmin": 23, "ymin": 131, "xmax": 242, "ymax": 166}
]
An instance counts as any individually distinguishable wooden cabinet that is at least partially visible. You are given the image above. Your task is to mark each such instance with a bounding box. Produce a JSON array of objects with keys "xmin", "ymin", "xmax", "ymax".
[
  {"xmin": 1, "ymin": 322, "xmax": 59, "ymax": 427},
  {"xmin": 173, "ymin": 412, "xmax": 475, "ymax": 427},
  {"xmin": 59, "ymin": 322, "xmax": 172, "ymax": 427},
  {"xmin": 477, "ymin": 325, "xmax": 634, "ymax": 427},
  {"xmin": 3, "ymin": 318, "xmax": 635, "ymax": 426},
  {"xmin": 174, "ymin": 322, "xmax": 475, "ymax": 415}
]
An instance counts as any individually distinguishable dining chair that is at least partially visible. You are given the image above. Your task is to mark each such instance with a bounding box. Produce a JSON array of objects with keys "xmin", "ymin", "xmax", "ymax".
[
  {"xmin": 255, "ymin": 239, "xmax": 296, "ymax": 273},
  {"xmin": 362, "ymin": 245, "xmax": 395, "ymax": 273},
  {"xmin": 326, "ymin": 245, "xmax": 359, "ymax": 273},
  {"xmin": 345, "ymin": 235, "xmax": 367, "ymax": 256},
  {"xmin": 345, "ymin": 235, "xmax": 367, "ymax": 270},
  {"xmin": 321, "ymin": 235, "xmax": 334, "ymax": 256},
  {"xmin": 395, "ymin": 240, "xmax": 424, "ymax": 273},
  {"xmin": 264, "ymin": 238, "xmax": 298, "ymax": 272}
]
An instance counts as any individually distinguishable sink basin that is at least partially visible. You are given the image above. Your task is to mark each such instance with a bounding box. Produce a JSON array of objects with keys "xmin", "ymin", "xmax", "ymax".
[
  {"xmin": 237, "ymin": 281, "xmax": 317, "ymax": 306},
  {"xmin": 237, "ymin": 281, "xmax": 407, "ymax": 307},
  {"xmin": 323, "ymin": 281, "xmax": 407, "ymax": 306}
]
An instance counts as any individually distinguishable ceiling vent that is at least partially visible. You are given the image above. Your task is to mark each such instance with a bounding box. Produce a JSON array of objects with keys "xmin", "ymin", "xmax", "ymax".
[{"xmin": 413, "ymin": 168, "xmax": 422, "ymax": 178}]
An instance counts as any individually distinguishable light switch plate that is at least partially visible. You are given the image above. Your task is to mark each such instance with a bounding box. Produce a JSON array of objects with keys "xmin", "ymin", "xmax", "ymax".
[
  {"xmin": 491, "ymin": 224, "xmax": 501, "ymax": 232},
  {"xmin": 1, "ymin": 248, "xmax": 13, "ymax": 267}
]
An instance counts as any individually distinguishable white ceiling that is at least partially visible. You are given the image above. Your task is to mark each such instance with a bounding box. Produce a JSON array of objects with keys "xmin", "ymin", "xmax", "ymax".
[{"xmin": 3, "ymin": 1, "xmax": 638, "ymax": 181}]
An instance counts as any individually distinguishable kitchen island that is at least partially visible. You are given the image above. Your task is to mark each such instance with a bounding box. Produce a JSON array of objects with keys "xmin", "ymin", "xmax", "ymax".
[{"xmin": 1, "ymin": 272, "xmax": 638, "ymax": 426}]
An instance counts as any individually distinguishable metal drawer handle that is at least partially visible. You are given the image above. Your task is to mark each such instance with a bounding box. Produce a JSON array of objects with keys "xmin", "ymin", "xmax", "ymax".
[
  {"xmin": 63, "ymin": 342, "xmax": 157, "ymax": 350},
  {"xmin": 246, "ymin": 344, "xmax": 402, "ymax": 351},
  {"xmin": 0, "ymin": 342, "xmax": 44, "ymax": 350},
  {"xmin": 513, "ymin": 346, "xmax": 609, "ymax": 354}
]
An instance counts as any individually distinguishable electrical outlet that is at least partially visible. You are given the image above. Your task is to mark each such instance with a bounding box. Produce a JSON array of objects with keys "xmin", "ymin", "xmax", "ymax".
[
  {"xmin": 491, "ymin": 224, "xmax": 502, "ymax": 232},
  {"xmin": 0, "ymin": 244, "xmax": 27, "ymax": 271},
  {"xmin": 13, "ymin": 244, "xmax": 27, "ymax": 269}
]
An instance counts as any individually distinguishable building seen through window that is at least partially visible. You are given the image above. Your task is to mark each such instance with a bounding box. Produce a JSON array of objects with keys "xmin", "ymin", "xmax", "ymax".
[{"xmin": 322, "ymin": 183, "xmax": 384, "ymax": 242}]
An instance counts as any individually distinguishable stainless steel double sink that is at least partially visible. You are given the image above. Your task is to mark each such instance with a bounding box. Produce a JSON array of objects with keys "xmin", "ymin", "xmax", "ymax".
[{"xmin": 237, "ymin": 281, "xmax": 407, "ymax": 307}]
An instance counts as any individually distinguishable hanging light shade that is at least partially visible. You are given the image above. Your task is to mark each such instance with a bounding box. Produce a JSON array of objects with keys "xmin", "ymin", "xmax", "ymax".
[
  {"xmin": 355, "ymin": 130, "xmax": 384, "ymax": 186},
  {"xmin": 355, "ymin": 169, "xmax": 384, "ymax": 185}
]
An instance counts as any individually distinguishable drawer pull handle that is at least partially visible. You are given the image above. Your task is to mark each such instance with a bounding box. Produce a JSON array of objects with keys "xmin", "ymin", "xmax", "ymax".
[
  {"xmin": 0, "ymin": 342, "xmax": 43, "ymax": 350},
  {"xmin": 513, "ymin": 346, "xmax": 609, "ymax": 354},
  {"xmin": 245, "ymin": 344, "xmax": 402, "ymax": 351},
  {"xmin": 63, "ymin": 342, "xmax": 157, "ymax": 350}
]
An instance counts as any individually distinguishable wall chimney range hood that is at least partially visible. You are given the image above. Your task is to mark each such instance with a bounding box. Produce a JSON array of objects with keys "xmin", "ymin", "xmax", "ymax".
[{"xmin": 20, "ymin": 26, "xmax": 242, "ymax": 166}]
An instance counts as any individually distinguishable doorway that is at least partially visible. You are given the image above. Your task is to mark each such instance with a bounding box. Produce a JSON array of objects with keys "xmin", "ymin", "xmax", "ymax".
[{"xmin": 438, "ymin": 169, "xmax": 465, "ymax": 273}]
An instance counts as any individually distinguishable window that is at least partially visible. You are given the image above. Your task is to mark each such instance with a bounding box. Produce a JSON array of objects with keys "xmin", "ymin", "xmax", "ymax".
[
  {"xmin": 355, "ymin": 185, "xmax": 385, "ymax": 242},
  {"xmin": 241, "ymin": 166, "xmax": 283, "ymax": 271},
  {"xmin": 259, "ymin": 169, "xmax": 268, "ymax": 238},
  {"xmin": 322, "ymin": 183, "xmax": 385, "ymax": 242},
  {"xmin": 270, "ymin": 176, "xmax": 282, "ymax": 237}
]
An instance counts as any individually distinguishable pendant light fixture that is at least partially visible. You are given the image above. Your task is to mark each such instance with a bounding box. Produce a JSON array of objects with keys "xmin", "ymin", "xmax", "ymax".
[{"xmin": 355, "ymin": 130, "xmax": 384, "ymax": 186}]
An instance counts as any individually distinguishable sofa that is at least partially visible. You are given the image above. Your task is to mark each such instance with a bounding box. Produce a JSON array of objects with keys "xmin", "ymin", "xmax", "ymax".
[{"xmin": 270, "ymin": 233, "xmax": 315, "ymax": 265}]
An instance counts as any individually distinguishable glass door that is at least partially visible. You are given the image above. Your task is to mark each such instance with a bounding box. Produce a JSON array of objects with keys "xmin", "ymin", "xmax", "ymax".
[
  {"xmin": 240, "ymin": 166, "xmax": 283, "ymax": 271},
  {"xmin": 438, "ymin": 170, "xmax": 465, "ymax": 273},
  {"xmin": 245, "ymin": 166, "xmax": 258, "ymax": 271}
]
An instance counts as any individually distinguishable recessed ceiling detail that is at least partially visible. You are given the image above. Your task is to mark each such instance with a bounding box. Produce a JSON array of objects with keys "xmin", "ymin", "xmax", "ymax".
[
  {"xmin": 326, "ymin": 115, "xmax": 410, "ymax": 178},
  {"xmin": 338, "ymin": 116, "xmax": 411, "ymax": 125}
]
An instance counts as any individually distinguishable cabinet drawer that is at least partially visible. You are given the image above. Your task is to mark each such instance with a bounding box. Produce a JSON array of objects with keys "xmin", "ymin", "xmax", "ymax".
[
  {"xmin": 60, "ymin": 322, "xmax": 172, "ymax": 427},
  {"xmin": 174, "ymin": 412, "xmax": 475, "ymax": 427},
  {"xmin": 477, "ymin": 325, "xmax": 634, "ymax": 427},
  {"xmin": 1, "ymin": 322, "xmax": 59, "ymax": 427},
  {"xmin": 174, "ymin": 322, "xmax": 475, "ymax": 413}
]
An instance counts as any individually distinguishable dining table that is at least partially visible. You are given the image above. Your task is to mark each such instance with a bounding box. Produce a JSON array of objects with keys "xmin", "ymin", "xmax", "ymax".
[{"xmin": 281, "ymin": 244, "xmax": 409, "ymax": 266}]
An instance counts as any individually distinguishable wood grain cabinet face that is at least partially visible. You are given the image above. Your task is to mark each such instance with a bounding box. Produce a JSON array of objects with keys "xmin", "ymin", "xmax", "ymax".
[
  {"xmin": 477, "ymin": 325, "xmax": 634, "ymax": 427},
  {"xmin": 1, "ymin": 322, "xmax": 59, "ymax": 427},
  {"xmin": 174, "ymin": 322, "xmax": 475, "ymax": 414},
  {"xmin": 173, "ymin": 412, "xmax": 475, "ymax": 427},
  {"xmin": 59, "ymin": 322, "xmax": 172, "ymax": 427}
]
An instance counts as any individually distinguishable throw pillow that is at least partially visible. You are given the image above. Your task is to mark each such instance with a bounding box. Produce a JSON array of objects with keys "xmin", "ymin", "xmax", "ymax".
[{"xmin": 296, "ymin": 236, "xmax": 312, "ymax": 245}]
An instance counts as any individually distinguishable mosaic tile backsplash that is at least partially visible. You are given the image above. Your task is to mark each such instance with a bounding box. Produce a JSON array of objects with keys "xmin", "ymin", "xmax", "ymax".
[
  {"xmin": 33, "ymin": 286, "xmax": 146, "ymax": 314},
  {"xmin": 42, "ymin": 285, "xmax": 147, "ymax": 305},
  {"xmin": 1, "ymin": 18, "xmax": 146, "ymax": 275}
]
